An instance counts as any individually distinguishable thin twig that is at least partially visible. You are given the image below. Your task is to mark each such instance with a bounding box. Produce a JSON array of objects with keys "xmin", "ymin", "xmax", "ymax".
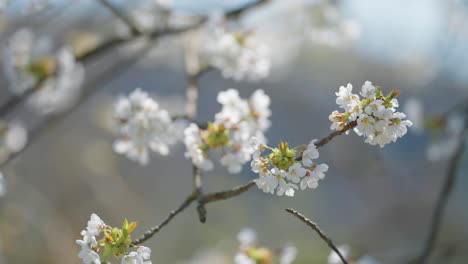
[
  {"xmin": 193, "ymin": 166, "xmax": 207, "ymax": 223},
  {"xmin": 131, "ymin": 192, "xmax": 197, "ymax": 245},
  {"xmin": 97, "ymin": 0, "xmax": 141, "ymax": 35},
  {"xmin": 316, "ymin": 121, "xmax": 357, "ymax": 149},
  {"xmin": 201, "ymin": 181, "xmax": 256, "ymax": 204},
  {"xmin": 132, "ymin": 181, "xmax": 256, "ymax": 245},
  {"xmin": 285, "ymin": 208, "xmax": 348, "ymax": 264},
  {"xmin": 414, "ymin": 125, "xmax": 467, "ymax": 263}
]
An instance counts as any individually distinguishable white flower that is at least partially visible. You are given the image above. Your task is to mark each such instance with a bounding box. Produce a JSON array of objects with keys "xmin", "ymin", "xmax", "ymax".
[
  {"xmin": 328, "ymin": 245, "xmax": 351, "ymax": 264},
  {"xmin": 355, "ymin": 114, "xmax": 375, "ymax": 136},
  {"xmin": 254, "ymin": 173, "xmax": 278, "ymax": 194},
  {"xmin": 311, "ymin": 164, "xmax": 328, "ymax": 180},
  {"xmin": 300, "ymin": 175, "xmax": 319, "ymax": 190},
  {"xmin": 329, "ymin": 111, "xmax": 346, "ymax": 131},
  {"xmin": 0, "ymin": 121, "xmax": 28, "ymax": 164},
  {"xmin": 204, "ymin": 28, "xmax": 270, "ymax": 81},
  {"xmin": 234, "ymin": 253, "xmax": 255, "ymax": 264},
  {"xmin": 121, "ymin": 246, "xmax": 152, "ymax": 264},
  {"xmin": 3, "ymin": 28, "xmax": 37, "ymax": 95},
  {"xmin": 238, "ymin": 228, "xmax": 257, "ymax": 248},
  {"xmin": 184, "ymin": 123, "xmax": 214, "ymax": 171},
  {"xmin": 302, "ymin": 140, "xmax": 319, "ymax": 167},
  {"xmin": 220, "ymin": 153, "xmax": 244, "ymax": 174},
  {"xmin": 336, "ymin": 83, "xmax": 359, "ymax": 112},
  {"xmin": 287, "ymin": 163, "xmax": 306, "ymax": 183},
  {"xmin": 76, "ymin": 240, "xmax": 101, "ymax": 264},
  {"xmin": 279, "ymin": 243, "xmax": 297, "ymax": 264},
  {"xmin": 360, "ymin": 81, "xmax": 376, "ymax": 98},
  {"xmin": 277, "ymin": 177, "xmax": 297, "ymax": 197},
  {"xmin": 364, "ymin": 100, "xmax": 385, "ymax": 116},
  {"xmin": 28, "ymin": 47, "xmax": 85, "ymax": 115},
  {"xmin": 114, "ymin": 88, "xmax": 180, "ymax": 165},
  {"xmin": 403, "ymin": 98, "xmax": 424, "ymax": 133}
]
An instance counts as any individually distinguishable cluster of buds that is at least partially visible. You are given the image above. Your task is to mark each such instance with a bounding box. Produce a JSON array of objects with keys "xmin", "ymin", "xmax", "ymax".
[
  {"xmin": 235, "ymin": 228, "xmax": 296, "ymax": 264},
  {"xmin": 330, "ymin": 81, "xmax": 413, "ymax": 147},
  {"xmin": 113, "ymin": 89, "xmax": 182, "ymax": 165},
  {"xmin": 251, "ymin": 140, "xmax": 328, "ymax": 197},
  {"xmin": 184, "ymin": 89, "xmax": 271, "ymax": 173},
  {"xmin": 0, "ymin": 120, "xmax": 27, "ymax": 164},
  {"xmin": 3, "ymin": 28, "xmax": 85, "ymax": 114},
  {"xmin": 204, "ymin": 26, "xmax": 270, "ymax": 81},
  {"xmin": 76, "ymin": 214, "xmax": 152, "ymax": 264}
]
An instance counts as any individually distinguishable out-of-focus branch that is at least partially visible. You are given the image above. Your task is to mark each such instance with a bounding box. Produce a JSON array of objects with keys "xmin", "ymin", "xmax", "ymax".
[
  {"xmin": 131, "ymin": 181, "xmax": 255, "ymax": 245},
  {"xmin": 414, "ymin": 121, "xmax": 467, "ymax": 263},
  {"xmin": 0, "ymin": 0, "xmax": 270, "ymax": 118},
  {"xmin": 184, "ymin": 40, "xmax": 207, "ymax": 222},
  {"xmin": 97, "ymin": 0, "xmax": 141, "ymax": 35},
  {"xmin": 285, "ymin": 208, "xmax": 348, "ymax": 264}
]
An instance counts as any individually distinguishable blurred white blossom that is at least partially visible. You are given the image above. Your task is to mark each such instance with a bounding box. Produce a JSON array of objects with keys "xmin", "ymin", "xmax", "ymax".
[
  {"xmin": 427, "ymin": 114, "xmax": 465, "ymax": 161},
  {"xmin": 3, "ymin": 28, "xmax": 85, "ymax": 114},
  {"xmin": 203, "ymin": 26, "xmax": 270, "ymax": 81},
  {"xmin": 113, "ymin": 88, "xmax": 182, "ymax": 165},
  {"xmin": 0, "ymin": 120, "xmax": 28, "ymax": 164},
  {"xmin": 28, "ymin": 47, "xmax": 85, "ymax": 114},
  {"xmin": 121, "ymin": 246, "xmax": 152, "ymax": 264},
  {"xmin": 404, "ymin": 98, "xmax": 424, "ymax": 133}
]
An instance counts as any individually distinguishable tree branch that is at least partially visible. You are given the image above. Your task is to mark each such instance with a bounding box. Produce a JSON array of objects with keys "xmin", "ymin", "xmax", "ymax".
[
  {"xmin": 316, "ymin": 121, "xmax": 357, "ymax": 149},
  {"xmin": 97, "ymin": 0, "xmax": 141, "ymax": 35},
  {"xmin": 414, "ymin": 125, "xmax": 467, "ymax": 263},
  {"xmin": 131, "ymin": 192, "xmax": 197, "ymax": 245},
  {"xmin": 201, "ymin": 181, "xmax": 256, "ymax": 204},
  {"xmin": 0, "ymin": 0, "xmax": 270, "ymax": 118},
  {"xmin": 285, "ymin": 208, "xmax": 348, "ymax": 264},
  {"xmin": 132, "ymin": 181, "xmax": 256, "ymax": 245}
]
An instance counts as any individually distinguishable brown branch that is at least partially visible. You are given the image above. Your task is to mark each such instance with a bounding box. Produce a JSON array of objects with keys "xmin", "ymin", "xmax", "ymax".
[
  {"xmin": 131, "ymin": 192, "xmax": 197, "ymax": 245},
  {"xmin": 414, "ymin": 125, "xmax": 467, "ymax": 263},
  {"xmin": 285, "ymin": 208, "xmax": 348, "ymax": 264},
  {"xmin": 316, "ymin": 121, "xmax": 357, "ymax": 149},
  {"xmin": 132, "ymin": 181, "xmax": 256, "ymax": 245},
  {"xmin": 201, "ymin": 181, "xmax": 256, "ymax": 204},
  {"xmin": 97, "ymin": 0, "xmax": 141, "ymax": 35}
]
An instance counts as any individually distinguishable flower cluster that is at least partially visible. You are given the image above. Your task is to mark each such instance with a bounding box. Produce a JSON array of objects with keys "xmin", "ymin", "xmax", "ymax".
[
  {"xmin": 3, "ymin": 28, "xmax": 85, "ymax": 114},
  {"xmin": 113, "ymin": 89, "xmax": 182, "ymax": 165},
  {"xmin": 184, "ymin": 89, "xmax": 271, "ymax": 173},
  {"xmin": 0, "ymin": 120, "xmax": 27, "ymax": 164},
  {"xmin": 329, "ymin": 81, "xmax": 413, "ymax": 147},
  {"xmin": 235, "ymin": 228, "xmax": 297, "ymax": 264},
  {"xmin": 76, "ymin": 213, "xmax": 152, "ymax": 264},
  {"xmin": 252, "ymin": 140, "xmax": 328, "ymax": 197},
  {"xmin": 204, "ymin": 27, "xmax": 270, "ymax": 81}
]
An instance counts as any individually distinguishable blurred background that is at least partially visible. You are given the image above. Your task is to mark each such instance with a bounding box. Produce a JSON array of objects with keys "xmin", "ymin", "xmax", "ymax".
[{"xmin": 0, "ymin": 0, "xmax": 468, "ymax": 263}]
